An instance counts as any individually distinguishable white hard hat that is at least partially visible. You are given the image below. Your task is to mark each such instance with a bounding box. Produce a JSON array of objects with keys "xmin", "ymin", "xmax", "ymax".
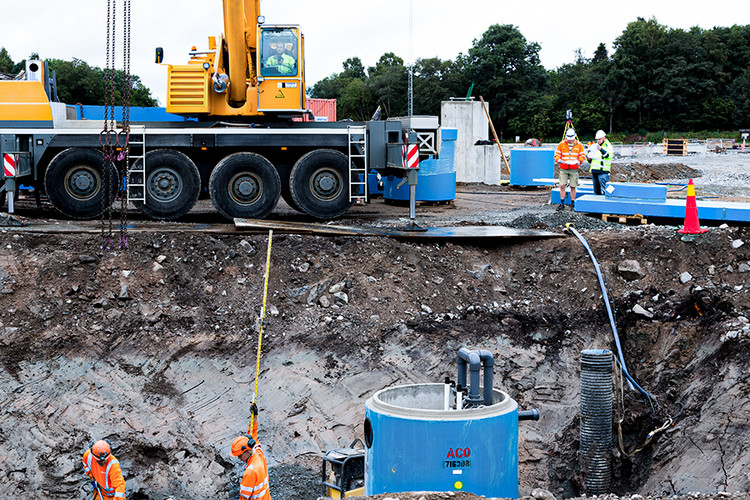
[
  {"xmin": 565, "ymin": 129, "xmax": 576, "ymax": 139},
  {"xmin": 595, "ymin": 130, "xmax": 606, "ymax": 140}
]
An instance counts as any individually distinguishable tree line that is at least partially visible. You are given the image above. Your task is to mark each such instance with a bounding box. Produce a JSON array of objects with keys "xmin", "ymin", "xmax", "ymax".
[
  {"xmin": 4, "ymin": 17, "xmax": 750, "ymax": 140},
  {"xmin": 309, "ymin": 18, "xmax": 750, "ymax": 141},
  {"xmin": 0, "ymin": 48, "xmax": 157, "ymax": 107}
]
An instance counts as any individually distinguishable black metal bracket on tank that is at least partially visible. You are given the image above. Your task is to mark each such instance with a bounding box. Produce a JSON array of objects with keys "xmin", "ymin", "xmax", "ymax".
[{"xmin": 456, "ymin": 348, "xmax": 494, "ymax": 407}]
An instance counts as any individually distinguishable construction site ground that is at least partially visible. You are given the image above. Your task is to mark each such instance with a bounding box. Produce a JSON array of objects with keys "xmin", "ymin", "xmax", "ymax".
[{"xmin": 1, "ymin": 151, "xmax": 750, "ymax": 500}]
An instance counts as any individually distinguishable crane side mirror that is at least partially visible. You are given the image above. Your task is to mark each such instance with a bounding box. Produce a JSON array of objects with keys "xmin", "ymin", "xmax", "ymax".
[{"xmin": 155, "ymin": 47, "xmax": 164, "ymax": 64}]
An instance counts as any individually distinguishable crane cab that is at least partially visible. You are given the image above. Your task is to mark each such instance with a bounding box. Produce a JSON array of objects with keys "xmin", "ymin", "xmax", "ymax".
[
  {"xmin": 256, "ymin": 26, "xmax": 305, "ymax": 113},
  {"xmin": 164, "ymin": 17, "xmax": 306, "ymax": 119}
]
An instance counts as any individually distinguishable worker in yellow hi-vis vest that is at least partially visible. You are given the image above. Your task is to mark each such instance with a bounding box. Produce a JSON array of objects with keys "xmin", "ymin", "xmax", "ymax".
[{"xmin": 587, "ymin": 130, "xmax": 614, "ymax": 196}]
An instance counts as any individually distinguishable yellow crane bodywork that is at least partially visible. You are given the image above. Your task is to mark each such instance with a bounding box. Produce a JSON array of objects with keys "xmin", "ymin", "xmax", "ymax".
[{"xmin": 165, "ymin": 0, "xmax": 306, "ymax": 118}]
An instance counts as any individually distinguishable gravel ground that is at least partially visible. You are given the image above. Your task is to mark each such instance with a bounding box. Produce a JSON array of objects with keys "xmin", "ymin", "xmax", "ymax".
[{"xmin": 616, "ymin": 150, "xmax": 750, "ymax": 200}]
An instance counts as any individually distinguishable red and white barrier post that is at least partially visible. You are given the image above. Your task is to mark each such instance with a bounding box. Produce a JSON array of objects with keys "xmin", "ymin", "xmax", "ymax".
[{"xmin": 3, "ymin": 153, "xmax": 17, "ymax": 214}]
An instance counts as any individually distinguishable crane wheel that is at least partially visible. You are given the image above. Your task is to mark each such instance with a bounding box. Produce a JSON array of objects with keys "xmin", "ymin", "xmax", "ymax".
[
  {"xmin": 289, "ymin": 149, "xmax": 353, "ymax": 220},
  {"xmin": 132, "ymin": 149, "xmax": 201, "ymax": 220},
  {"xmin": 209, "ymin": 152, "xmax": 281, "ymax": 220},
  {"xmin": 44, "ymin": 148, "xmax": 119, "ymax": 220}
]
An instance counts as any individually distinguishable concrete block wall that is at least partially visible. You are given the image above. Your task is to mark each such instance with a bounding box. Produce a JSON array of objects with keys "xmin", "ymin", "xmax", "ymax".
[
  {"xmin": 471, "ymin": 145, "xmax": 505, "ymax": 185},
  {"xmin": 441, "ymin": 100, "xmax": 489, "ymax": 183}
]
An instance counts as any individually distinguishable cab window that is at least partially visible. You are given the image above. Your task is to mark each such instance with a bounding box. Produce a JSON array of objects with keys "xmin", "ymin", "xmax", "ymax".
[{"xmin": 261, "ymin": 28, "xmax": 298, "ymax": 77}]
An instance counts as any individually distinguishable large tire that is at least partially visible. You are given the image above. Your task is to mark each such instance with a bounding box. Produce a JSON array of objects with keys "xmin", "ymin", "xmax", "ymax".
[
  {"xmin": 280, "ymin": 177, "xmax": 303, "ymax": 213},
  {"xmin": 133, "ymin": 149, "xmax": 200, "ymax": 220},
  {"xmin": 208, "ymin": 153, "xmax": 281, "ymax": 220},
  {"xmin": 44, "ymin": 148, "xmax": 119, "ymax": 219},
  {"xmin": 289, "ymin": 149, "xmax": 353, "ymax": 220}
]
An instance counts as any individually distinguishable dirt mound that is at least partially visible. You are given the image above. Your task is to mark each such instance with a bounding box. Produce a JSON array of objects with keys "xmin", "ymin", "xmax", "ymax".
[
  {"xmin": 0, "ymin": 222, "xmax": 749, "ymax": 499},
  {"xmin": 611, "ymin": 163, "xmax": 701, "ymax": 183}
]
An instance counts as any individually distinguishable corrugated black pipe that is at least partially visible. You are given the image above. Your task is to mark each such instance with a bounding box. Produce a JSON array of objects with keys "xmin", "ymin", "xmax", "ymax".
[{"xmin": 580, "ymin": 348, "xmax": 613, "ymax": 495}]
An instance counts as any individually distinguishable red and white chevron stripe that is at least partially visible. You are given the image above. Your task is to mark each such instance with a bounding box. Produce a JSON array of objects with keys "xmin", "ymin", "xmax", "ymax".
[
  {"xmin": 3, "ymin": 153, "xmax": 16, "ymax": 177},
  {"xmin": 402, "ymin": 144, "xmax": 419, "ymax": 169}
]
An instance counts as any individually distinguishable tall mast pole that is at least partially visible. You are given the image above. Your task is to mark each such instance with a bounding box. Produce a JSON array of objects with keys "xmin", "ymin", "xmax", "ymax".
[{"xmin": 408, "ymin": 0, "xmax": 413, "ymax": 117}]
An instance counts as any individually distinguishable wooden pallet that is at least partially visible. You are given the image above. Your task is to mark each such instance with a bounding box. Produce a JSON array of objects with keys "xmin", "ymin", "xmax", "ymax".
[
  {"xmin": 663, "ymin": 138, "xmax": 688, "ymax": 156},
  {"xmin": 602, "ymin": 213, "xmax": 647, "ymax": 225}
]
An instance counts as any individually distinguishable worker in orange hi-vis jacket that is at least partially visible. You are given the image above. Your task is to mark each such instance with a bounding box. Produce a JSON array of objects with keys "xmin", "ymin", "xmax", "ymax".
[
  {"xmin": 82, "ymin": 440, "xmax": 126, "ymax": 500},
  {"xmin": 231, "ymin": 403, "xmax": 271, "ymax": 500},
  {"xmin": 554, "ymin": 128, "xmax": 586, "ymax": 211}
]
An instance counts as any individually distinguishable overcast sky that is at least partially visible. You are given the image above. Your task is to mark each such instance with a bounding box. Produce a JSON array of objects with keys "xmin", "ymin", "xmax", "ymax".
[{"xmin": 3, "ymin": 0, "xmax": 750, "ymax": 106}]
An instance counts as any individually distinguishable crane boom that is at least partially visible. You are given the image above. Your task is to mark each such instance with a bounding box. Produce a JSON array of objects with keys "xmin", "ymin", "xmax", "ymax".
[{"xmin": 224, "ymin": 0, "xmax": 260, "ymax": 107}]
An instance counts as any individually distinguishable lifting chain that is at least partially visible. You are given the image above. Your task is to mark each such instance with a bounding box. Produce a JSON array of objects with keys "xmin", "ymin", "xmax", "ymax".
[
  {"xmin": 119, "ymin": 0, "xmax": 131, "ymax": 250},
  {"xmin": 100, "ymin": 0, "xmax": 131, "ymax": 252}
]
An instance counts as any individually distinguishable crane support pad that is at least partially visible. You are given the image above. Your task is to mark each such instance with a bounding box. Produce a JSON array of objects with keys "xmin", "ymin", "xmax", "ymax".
[{"xmin": 233, "ymin": 219, "xmax": 563, "ymax": 240}]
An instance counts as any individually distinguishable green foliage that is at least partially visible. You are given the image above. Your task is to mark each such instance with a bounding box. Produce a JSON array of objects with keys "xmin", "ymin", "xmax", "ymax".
[
  {"xmin": 367, "ymin": 53, "xmax": 407, "ymax": 118},
  {"xmin": 413, "ymin": 57, "xmax": 467, "ymax": 116},
  {"xmin": 48, "ymin": 58, "xmax": 157, "ymax": 107},
  {"xmin": 310, "ymin": 17, "xmax": 750, "ymax": 133},
  {"xmin": 338, "ymin": 78, "xmax": 374, "ymax": 121},
  {"xmin": 0, "ymin": 47, "xmax": 14, "ymax": 73},
  {"xmin": 0, "ymin": 50, "xmax": 157, "ymax": 106},
  {"xmin": 464, "ymin": 24, "xmax": 548, "ymax": 139}
]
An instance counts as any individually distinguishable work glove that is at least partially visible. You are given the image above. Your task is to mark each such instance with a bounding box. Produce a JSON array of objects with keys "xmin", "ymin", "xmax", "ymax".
[{"xmin": 250, "ymin": 402, "xmax": 258, "ymax": 417}]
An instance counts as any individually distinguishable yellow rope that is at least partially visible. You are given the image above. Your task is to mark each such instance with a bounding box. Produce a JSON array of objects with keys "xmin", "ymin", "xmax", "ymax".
[{"xmin": 250, "ymin": 230, "xmax": 273, "ymax": 431}]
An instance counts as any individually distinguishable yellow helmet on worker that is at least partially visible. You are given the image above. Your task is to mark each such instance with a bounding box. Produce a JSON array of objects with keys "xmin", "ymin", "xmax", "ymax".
[{"xmin": 231, "ymin": 435, "xmax": 256, "ymax": 457}]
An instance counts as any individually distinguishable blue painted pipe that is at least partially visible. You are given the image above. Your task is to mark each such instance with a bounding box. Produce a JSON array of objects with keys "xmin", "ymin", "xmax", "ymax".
[{"xmin": 456, "ymin": 348, "xmax": 494, "ymax": 406}]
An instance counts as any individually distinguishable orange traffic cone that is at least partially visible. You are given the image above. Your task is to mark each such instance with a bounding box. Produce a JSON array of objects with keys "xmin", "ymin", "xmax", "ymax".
[{"xmin": 678, "ymin": 179, "xmax": 708, "ymax": 234}]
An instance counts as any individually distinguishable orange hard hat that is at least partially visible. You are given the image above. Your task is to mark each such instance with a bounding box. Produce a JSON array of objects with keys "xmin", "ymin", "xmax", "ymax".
[
  {"xmin": 92, "ymin": 440, "xmax": 111, "ymax": 460},
  {"xmin": 231, "ymin": 435, "xmax": 255, "ymax": 457}
]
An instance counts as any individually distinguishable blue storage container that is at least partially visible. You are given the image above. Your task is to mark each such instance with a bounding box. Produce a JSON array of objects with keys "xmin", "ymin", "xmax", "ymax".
[
  {"xmin": 368, "ymin": 170, "xmax": 384, "ymax": 196},
  {"xmin": 510, "ymin": 149, "xmax": 554, "ymax": 186},
  {"xmin": 383, "ymin": 128, "xmax": 457, "ymax": 202},
  {"xmin": 364, "ymin": 383, "xmax": 519, "ymax": 498}
]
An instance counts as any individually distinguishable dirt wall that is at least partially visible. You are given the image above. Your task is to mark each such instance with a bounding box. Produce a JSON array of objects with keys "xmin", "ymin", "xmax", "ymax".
[{"xmin": 0, "ymin": 225, "xmax": 749, "ymax": 499}]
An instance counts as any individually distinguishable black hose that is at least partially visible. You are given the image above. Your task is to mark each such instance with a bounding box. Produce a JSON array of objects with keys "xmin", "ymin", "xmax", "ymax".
[{"xmin": 566, "ymin": 226, "xmax": 655, "ymax": 411}]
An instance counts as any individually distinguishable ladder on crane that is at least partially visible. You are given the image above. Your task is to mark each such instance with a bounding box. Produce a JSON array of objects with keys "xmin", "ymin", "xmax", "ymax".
[
  {"xmin": 127, "ymin": 126, "xmax": 146, "ymax": 204},
  {"xmin": 347, "ymin": 126, "xmax": 368, "ymax": 205}
]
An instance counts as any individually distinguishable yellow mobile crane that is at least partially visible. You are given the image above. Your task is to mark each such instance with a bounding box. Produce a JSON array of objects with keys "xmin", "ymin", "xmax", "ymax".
[
  {"xmin": 0, "ymin": 2, "xmax": 436, "ymax": 221},
  {"xmin": 164, "ymin": 0, "xmax": 305, "ymax": 118}
]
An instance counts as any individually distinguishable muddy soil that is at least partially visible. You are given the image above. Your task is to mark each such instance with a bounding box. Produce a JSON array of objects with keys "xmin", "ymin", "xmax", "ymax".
[{"xmin": 1, "ymin": 159, "xmax": 750, "ymax": 500}]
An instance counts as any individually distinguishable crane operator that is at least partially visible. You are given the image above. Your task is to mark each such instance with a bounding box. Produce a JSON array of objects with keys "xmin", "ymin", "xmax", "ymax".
[{"xmin": 264, "ymin": 37, "xmax": 296, "ymax": 75}]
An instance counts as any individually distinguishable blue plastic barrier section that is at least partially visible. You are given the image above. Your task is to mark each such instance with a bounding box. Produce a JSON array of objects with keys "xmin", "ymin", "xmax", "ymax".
[
  {"xmin": 73, "ymin": 105, "xmax": 194, "ymax": 122},
  {"xmin": 550, "ymin": 185, "xmax": 595, "ymax": 205},
  {"xmin": 383, "ymin": 128, "xmax": 457, "ymax": 202},
  {"xmin": 575, "ymin": 195, "xmax": 750, "ymax": 222},
  {"xmin": 510, "ymin": 149, "xmax": 554, "ymax": 186},
  {"xmin": 604, "ymin": 182, "xmax": 667, "ymax": 200}
]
